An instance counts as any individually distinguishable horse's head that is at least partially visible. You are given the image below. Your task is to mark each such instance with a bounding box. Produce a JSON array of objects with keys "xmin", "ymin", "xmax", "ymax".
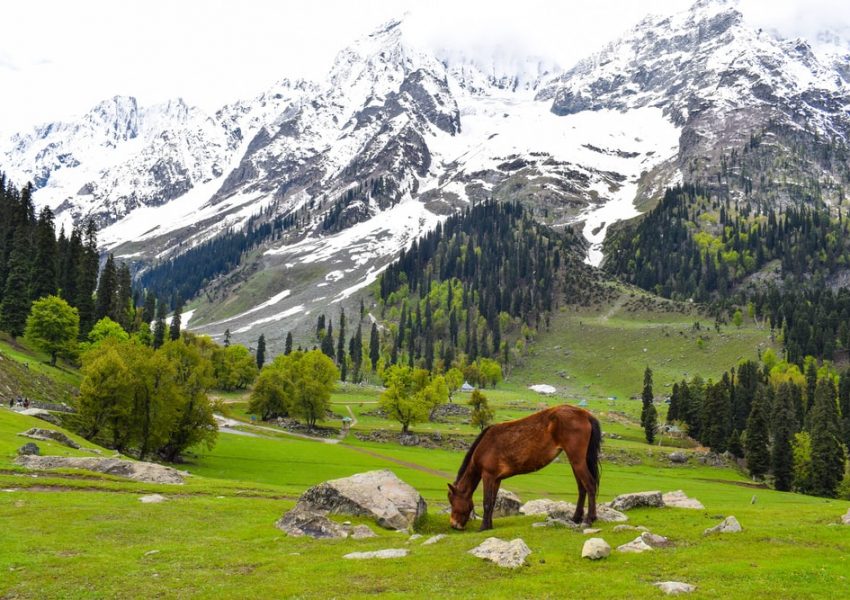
[{"xmin": 447, "ymin": 483, "xmax": 473, "ymax": 530}]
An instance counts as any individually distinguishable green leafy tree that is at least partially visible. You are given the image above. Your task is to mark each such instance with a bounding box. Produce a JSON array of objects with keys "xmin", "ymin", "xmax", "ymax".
[
  {"xmin": 77, "ymin": 340, "xmax": 134, "ymax": 443},
  {"xmin": 213, "ymin": 344, "xmax": 259, "ymax": 391},
  {"xmin": 468, "ymin": 389, "xmax": 495, "ymax": 431},
  {"xmin": 24, "ymin": 295, "xmax": 79, "ymax": 366},
  {"xmin": 478, "ymin": 358, "xmax": 503, "ymax": 388},
  {"xmin": 732, "ymin": 309, "xmax": 743, "ymax": 328},
  {"xmin": 792, "ymin": 432, "xmax": 814, "ymax": 493},
  {"xmin": 810, "ymin": 378, "xmax": 845, "ymax": 497},
  {"xmin": 380, "ymin": 365, "xmax": 447, "ymax": 433},
  {"xmin": 88, "ymin": 316, "xmax": 130, "ymax": 345},
  {"xmin": 744, "ymin": 386, "xmax": 770, "ymax": 478},
  {"xmin": 75, "ymin": 219, "xmax": 99, "ymax": 337},
  {"xmin": 445, "ymin": 367, "xmax": 463, "ymax": 401},
  {"xmin": 248, "ymin": 367, "xmax": 290, "ymax": 420}
]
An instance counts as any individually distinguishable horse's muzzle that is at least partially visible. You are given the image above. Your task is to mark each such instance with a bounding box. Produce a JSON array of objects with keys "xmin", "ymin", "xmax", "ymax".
[{"xmin": 450, "ymin": 519, "xmax": 465, "ymax": 530}]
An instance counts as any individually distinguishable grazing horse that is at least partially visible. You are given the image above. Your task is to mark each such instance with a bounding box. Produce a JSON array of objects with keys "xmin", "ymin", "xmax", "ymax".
[{"xmin": 448, "ymin": 404, "xmax": 601, "ymax": 531}]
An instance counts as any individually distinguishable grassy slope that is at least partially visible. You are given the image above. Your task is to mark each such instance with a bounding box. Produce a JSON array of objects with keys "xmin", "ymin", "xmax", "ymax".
[
  {"xmin": 1, "ymin": 297, "xmax": 848, "ymax": 599},
  {"xmin": 0, "ymin": 336, "xmax": 80, "ymax": 405}
]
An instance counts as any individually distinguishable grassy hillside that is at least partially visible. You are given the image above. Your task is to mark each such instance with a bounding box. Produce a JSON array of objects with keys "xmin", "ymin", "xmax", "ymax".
[{"xmin": 0, "ymin": 335, "xmax": 80, "ymax": 406}]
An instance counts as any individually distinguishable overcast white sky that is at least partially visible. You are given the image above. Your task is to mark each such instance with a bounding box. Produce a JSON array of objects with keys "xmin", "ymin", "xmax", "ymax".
[{"xmin": 1, "ymin": 0, "xmax": 847, "ymax": 133}]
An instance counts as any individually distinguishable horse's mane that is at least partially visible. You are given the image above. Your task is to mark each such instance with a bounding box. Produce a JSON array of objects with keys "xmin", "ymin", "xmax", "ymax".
[{"xmin": 455, "ymin": 426, "xmax": 490, "ymax": 483}]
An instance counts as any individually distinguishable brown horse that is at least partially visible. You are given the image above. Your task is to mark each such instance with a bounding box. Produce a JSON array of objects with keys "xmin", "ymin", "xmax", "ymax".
[{"xmin": 448, "ymin": 404, "xmax": 601, "ymax": 531}]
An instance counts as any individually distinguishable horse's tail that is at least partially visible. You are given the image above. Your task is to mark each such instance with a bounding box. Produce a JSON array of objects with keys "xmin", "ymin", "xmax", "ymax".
[{"xmin": 586, "ymin": 415, "xmax": 602, "ymax": 488}]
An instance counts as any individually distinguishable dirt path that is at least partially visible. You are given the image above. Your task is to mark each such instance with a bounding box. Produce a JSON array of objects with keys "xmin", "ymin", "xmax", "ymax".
[
  {"xmin": 600, "ymin": 294, "xmax": 628, "ymax": 321},
  {"xmin": 214, "ymin": 415, "xmax": 339, "ymax": 445},
  {"xmin": 341, "ymin": 443, "xmax": 453, "ymax": 479}
]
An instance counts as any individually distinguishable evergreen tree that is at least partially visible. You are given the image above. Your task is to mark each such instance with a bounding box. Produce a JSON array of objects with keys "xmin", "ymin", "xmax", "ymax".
[
  {"xmin": 810, "ymin": 378, "xmax": 845, "ymax": 497},
  {"xmin": 30, "ymin": 207, "xmax": 57, "ymax": 302},
  {"xmin": 224, "ymin": 329, "xmax": 231, "ymax": 347},
  {"xmin": 668, "ymin": 383, "xmax": 681, "ymax": 423},
  {"xmin": 76, "ymin": 219, "xmax": 99, "ymax": 337},
  {"xmin": 703, "ymin": 380, "xmax": 732, "ymax": 453},
  {"xmin": 169, "ymin": 300, "xmax": 183, "ymax": 341},
  {"xmin": 95, "ymin": 254, "xmax": 117, "ymax": 323},
  {"xmin": 727, "ymin": 428, "xmax": 744, "ymax": 459},
  {"xmin": 153, "ymin": 300, "xmax": 167, "ymax": 350},
  {"xmin": 256, "ymin": 334, "xmax": 266, "ymax": 369},
  {"xmin": 772, "ymin": 383, "xmax": 796, "ymax": 492},
  {"xmin": 369, "ymin": 322, "xmax": 380, "ymax": 372},
  {"xmin": 321, "ymin": 322, "xmax": 335, "ymax": 359},
  {"xmin": 284, "ymin": 331, "xmax": 293, "ymax": 355},
  {"xmin": 141, "ymin": 292, "xmax": 156, "ymax": 324},
  {"xmin": 349, "ymin": 324, "xmax": 363, "ymax": 382},
  {"xmin": 839, "ymin": 369, "xmax": 850, "ymax": 451},
  {"xmin": 640, "ymin": 367, "xmax": 654, "ymax": 436},
  {"xmin": 644, "ymin": 402, "xmax": 658, "ymax": 444},
  {"xmin": 0, "ymin": 229, "xmax": 32, "ymax": 337},
  {"xmin": 59, "ymin": 226, "xmax": 82, "ymax": 305},
  {"xmin": 336, "ymin": 309, "xmax": 346, "ymax": 380},
  {"xmin": 744, "ymin": 386, "xmax": 770, "ymax": 478},
  {"xmin": 115, "ymin": 262, "xmax": 133, "ymax": 330},
  {"xmin": 805, "ymin": 360, "xmax": 818, "ymax": 418}
]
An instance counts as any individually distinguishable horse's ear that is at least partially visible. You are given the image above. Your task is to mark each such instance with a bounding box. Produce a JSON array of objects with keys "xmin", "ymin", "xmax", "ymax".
[{"xmin": 447, "ymin": 483, "xmax": 456, "ymax": 494}]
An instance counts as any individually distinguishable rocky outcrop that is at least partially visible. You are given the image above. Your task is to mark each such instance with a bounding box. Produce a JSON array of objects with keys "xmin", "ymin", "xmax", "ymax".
[
  {"xmin": 609, "ymin": 491, "xmax": 664, "ymax": 511},
  {"xmin": 468, "ymin": 537, "xmax": 531, "ymax": 568},
  {"xmin": 662, "ymin": 490, "xmax": 704, "ymax": 510},
  {"xmin": 14, "ymin": 455, "xmax": 185, "ymax": 484},
  {"xmin": 704, "ymin": 516, "xmax": 742, "ymax": 534},
  {"xmin": 289, "ymin": 470, "xmax": 426, "ymax": 531},
  {"xmin": 581, "ymin": 538, "xmax": 610, "ymax": 560},
  {"xmin": 493, "ymin": 489, "xmax": 522, "ymax": 517},
  {"xmin": 19, "ymin": 428, "xmax": 80, "ymax": 449},
  {"xmin": 17, "ymin": 442, "xmax": 40, "ymax": 456}
]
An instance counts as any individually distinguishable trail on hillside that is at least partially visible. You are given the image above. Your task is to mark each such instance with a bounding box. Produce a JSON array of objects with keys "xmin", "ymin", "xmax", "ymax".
[{"xmin": 214, "ymin": 414, "xmax": 339, "ymax": 444}]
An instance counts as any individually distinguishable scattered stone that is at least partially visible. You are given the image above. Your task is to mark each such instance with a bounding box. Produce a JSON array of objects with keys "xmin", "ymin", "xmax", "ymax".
[
  {"xmin": 468, "ymin": 537, "xmax": 531, "ymax": 568},
  {"xmin": 532, "ymin": 517, "xmax": 580, "ymax": 529},
  {"xmin": 612, "ymin": 524, "xmax": 639, "ymax": 533},
  {"xmin": 640, "ymin": 532, "xmax": 672, "ymax": 548},
  {"xmin": 842, "ymin": 509, "xmax": 850, "ymax": 525},
  {"xmin": 583, "ymin": 528, "xmax": 601, "ymax": 535},
  {"xmin": 609, "ymin": 491, "xmax": 664, "ymax": 511},
  {"xmin": 349, "ymin": 525, "xmax": 377, "ymax": 539},
  {"xmin": 494, "ymin": 489, "xmax": 522, "ymax": 517},
  {"xmin": 343, "ymin": 549, "xmax": 408, "ymax": 560},
  {"xmin": 18, "ymin": 428, "xmax": 80, "ymax": 449},
  {"xmin": 275, "ymin": 505, "xmax": 349, "ymax": 539},
  {"xmin": 143, "ymin": 550, "xmax": 160, "ymax": 557},
  {"xmin": 662, "ymin": 490, "xmax": 705, "ymax": 510},
  {"xmin": 654, "ymin": 581, "xmax": 696, "ymax": 595},
  {"xmin": 17, "ymin": 442, "xmax": 40, "ymax": 456},
  {"xmin": 519, "ymin": 498, "xmax": 575, "ymax": 516},
  {"xmin": 581, "ymin": 537, "xmax": 610, "ymax": 560},
  {"xmin": 293, "ymin": 470, "xmax": 426, "ymax": 531},
  {"xmin": 617, "ymin": 536, "xmax": 653, "ymax": 553},
  {"xmin": 595, "ymin": 505, "xmax": 629, "ymax": 523},
  {"xmin": 19, "ymin": 408, "xmax": 61, "ymax": 425},
  {"xmin": 668, "ymin": 452, "xmax": 688, "ymax": 464},
  {"xmin": 422, "ymin": 534, "xmax": 446, "ymax": 545},
  {"xmin": 14, "ymin": 455, "xmax": 185, "ymax": 484},
  {"xmin": 704, "ymin": 516, "xmax": 742, "ymax": 534},
  {"xmin": 139, "ymin": 494, "xmax": 167, "ymax": 504},
  {"xmin": 408, "ymin": 534, "xmax": 423, "ymax": 542}
]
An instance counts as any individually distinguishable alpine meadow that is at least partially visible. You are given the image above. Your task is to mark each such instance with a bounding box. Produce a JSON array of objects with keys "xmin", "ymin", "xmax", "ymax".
[{"xmin": 3, "ymin": 1, "xmax": 850, "ymax": 598}]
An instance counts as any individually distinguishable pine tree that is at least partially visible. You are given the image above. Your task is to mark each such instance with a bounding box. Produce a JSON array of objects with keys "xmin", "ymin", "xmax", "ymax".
[
  {"xmin": 703, "ymin": 380, "xmax": 732, "ymax": 453},
  {"xmin": 349, "ymin": 324, "xmax": 362, "ymax": 382},
  {"xmin": 95, "ymin": 254, "xmax": 117, "ymax": 323},
  {"xmin": 805, "ymin": 360, "xmax": 818, "ymax": 418},
  {"xmin": 727, "ymin": 429, "xmax": 744, "ymax": 458},
  {"xmin": 284, "ymin": 331, "xmax": 293, "ymax": 355},
  {"xmin": 668, "ymin": 383, "xmax": 681, "ymax": 423},
  {"xmin": 30, "ymin": 207, "xmax": 57, "ymax": 302},
  {"xmin": 370, "ymin": 322, "xmax": 380, "ymax": 372},
  {"xmin": 256, "ymin": 334, "xmax": 266, "ymax": 369},
  {"xmin": 772, "ymin": 383, "xmax": 796, "ymax": 492},
  {"xmin": 142, "ymin": 292, "xmax": 156, "ymax": 324},
  {"xmin": 839, "ymin": 369, "xmax": 850, "ymax": 451},
  {"xmin": 58, "ymin": 226, "xmax": 81, "ymax": 305},
  {"xmin": 640, "ymin": 367, "xmax": 654, "ymax": 438},
  {"xmin": 0, "ymin": 228, "xmax": 33, "ymax": 338},
  {"xmin": 810, "ymin": 378, "xmax": 845, "ymax": 497},
  {"xmin": 744, "ymin": 386, "xmax": 770, "ymax": 478},
  {"xmin": 76, "ymin": 219, "xmax": 99, "ymax": 337},
  {"xmin": 153, "ymin": 300, "xmax": 167, "ymax": 349},
  {"xmin": 224, "ymin": 329, "xmax": 231, "ymax": 347},
  {"xmin": 169, "ymin": 300, "xmax": 183, "ymax": 341},
  {"xmin": 115, "ymin": 262, "xmax": 133, "ymax": 330},
  {"xmin": 644, "ymin": 402, "xmax": 658, "ymax": 444},
  {"xmin": 321, "ymin": 322, "xmax": 335, "ymax": 359},
  {"xmin": 336, "ymin": 309, "xmax": 346, "ymax": 380}
]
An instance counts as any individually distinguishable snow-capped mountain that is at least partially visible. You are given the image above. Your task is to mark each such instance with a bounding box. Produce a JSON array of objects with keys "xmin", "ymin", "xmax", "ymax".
[{"xmin": 2, "ymin": 0, "xmax": 849, "ymax": 351}]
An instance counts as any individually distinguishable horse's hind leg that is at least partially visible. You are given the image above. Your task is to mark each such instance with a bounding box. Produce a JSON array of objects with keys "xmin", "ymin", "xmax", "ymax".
[
  {"xmin": 479, "ymin": 474, "xmax": 500, "ymax": 531},
  {"xmin": 564, "ymin": 443, "xmax": 597, "ymax": 525},
  {"xmin": 569, "ymin": 466, "xmax": 586, "ymax": 524}
]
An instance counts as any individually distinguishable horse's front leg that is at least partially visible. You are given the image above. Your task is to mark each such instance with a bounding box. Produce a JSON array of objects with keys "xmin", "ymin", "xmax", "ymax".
[{"xmin": 479, "ymin": 474, "xmax": 500, "ymax": 531}]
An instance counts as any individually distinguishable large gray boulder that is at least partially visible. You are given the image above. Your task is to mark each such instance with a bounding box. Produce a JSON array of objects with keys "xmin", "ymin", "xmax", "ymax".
[
  {"xmin": 662, "ymin": 490, "xmax": 704, "ymax": 510},
  {"xmin": 19, "ymin": 428, "xmax": 80, "ymax": 449},
  {"xmin": 14, "ymin": 455, "xmax": 185, "ymax": 484},
  {"xmin": 295, "ymin": 470, "xmax": 426, "ymax": 531},
  {"xmin": 609, "ymin": 491, "xmax": 664, "ymax": 511},
  {"xmin": 494, "ymin": 489, "xmax": 522, "ymax": 517},
  {"xmin": 468, "ymin": 537, "xmax": 531, "ymax": 568},
  {"xmin": 581, "ymin": 537, "xmax": 610, "ymax": 560},
  {"xmin": 704, "ymin": 516, "xmax": 742, "ymax": 534}
]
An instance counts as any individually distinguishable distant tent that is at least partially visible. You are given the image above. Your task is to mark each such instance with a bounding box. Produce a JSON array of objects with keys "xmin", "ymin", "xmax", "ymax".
[{"xmin": 461, "ymin": 382, "xmax": 475, "ymax": 392}]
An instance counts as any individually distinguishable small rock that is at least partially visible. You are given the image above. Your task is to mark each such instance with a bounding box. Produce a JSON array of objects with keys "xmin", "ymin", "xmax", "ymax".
[
  {"xmin": 139, "ymin": 494, "xmax": 167, "ymax": 504},
  {"xmin": 276, "ymin": 505, "xmax": 349, "ymax": 539},
  {"xmin": 494, "ymin": 489, "xmax": 522, "ymax": 517},
  {"xmin": 408, "ymin": 534, "xmax": 422, "ymax": 542},
  {"xmin": 654, "ymin": 581, "xmax": 696, "ymax": 595},
  {"xmin": 612, "ymin": 524, "xmax": 639, "ymax": 533},
  {"xmin": 343, "ymin": 549, "xmax": 408, "ymax": 560},
  {"xmin": 668, "ymin": 452, "xmax": 688, "ymax": 464},
  {"xmin": 422, "ymin": 534, "xmax": 446, "ymax": 545},
  {"xmin": 532, "ymin": 517, "xmax": 580, "ymax": 529},
  {"xmin": 583, "ymin": 528, "xmax": 601, "ymax": 535},
  {"xmin": 617, "ymin": 536, "xmax": 653, "ymax": 553},
  {"xmin": 468, "ymin": 537, "xmax": 531, "ymax": 568},
  {"xmin": 640, "ymin": 532, "xmax": 672, "ymax": 548},
  {"xmin": 350, "ymin": 525, "xmax": 377, "ymax": 539},
  {"xmin": 519, "ymin": 498, "xmax": 575, "ymax": 516},
  {"xmin": 609, "ymin": 491, "xmax": 664, "ymax": 511},
  {"xmin": 842, "ymin": 509, "xmax": 850, "ymax": 525},
  {"xmin": 595, "ymin": 505, "xmax": 629, "ymax": 522},
  {"xmin": 17, "ymin": 442, "xmax": 40, "ymax": 456},
  {"xmin": 581, "ymin": 537, "xmax": 610, "ymax": 560},
  {"xmin": 662, "ymin": 490, "xmax": 704, "ymax": 510},
  {"xmin": 704, "ymin": 516, "xmax": 742, "ymax": 534},
  {"xmin": 143, "ymin": 550, "xmax": 160, "ymax": 557}
]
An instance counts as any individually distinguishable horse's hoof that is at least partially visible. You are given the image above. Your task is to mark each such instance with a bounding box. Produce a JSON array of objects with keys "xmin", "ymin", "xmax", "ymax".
[
  {"xmin": 478, "ymin": 524, "xmax": 493, "ymax": 532},
  {"xmin": 571, "ymin": 515, "xmax": 584, "ymax": 524}
]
